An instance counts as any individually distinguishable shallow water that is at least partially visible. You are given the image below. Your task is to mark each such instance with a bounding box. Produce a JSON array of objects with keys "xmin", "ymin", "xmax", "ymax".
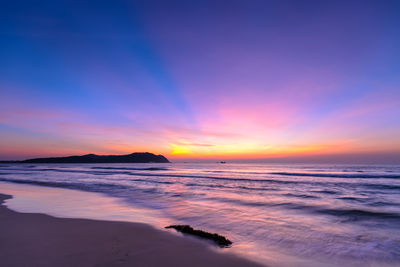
[{"xmin": 0, "ymin": 163, "xmax": 400, "ymax": 266}]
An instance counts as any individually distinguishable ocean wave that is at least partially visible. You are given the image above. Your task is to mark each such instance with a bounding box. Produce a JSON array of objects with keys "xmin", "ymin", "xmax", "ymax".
[
  {"xmin": 3, "ymin": 168, "xmax": 400, "ymax": 193},
  {"xmin": 315, "ymin": 208, "xmax": 400, "ymax": 222},
  {"xmin": 203, "ymin": 196, "xmax": 273, "ymax": 207},
  {"xmin": 201, "ymin": 196, "xmax": 400, "ymax": 223},
  {"xmin": 91, "ymin": 166, "xmax": 169, "ymax": 171},
  {"xmin": 0, "ymin": 177, "xmax": 126, "ymax": 192},
  {"xmin": 284, "ymin": 193, "xmax": 319, "ymax": 199},
  {"xmin": 270, "ymin": 172, "xmax": 400, "ymax": 179},
  {"xmin": 312, "ymin": 189, "xmax": 339, "ymax": 195},
  {"xmin": 0, "ymin": 177, "xmax": 199, "ymax": 202},
  {"xmin": 184, "ymin": 182, "xmax": 278, "ymax": 192},
  {"xmin": 337, "ymin": 196, "xmax": 360, "ymax": 201},
  {"xmin": 369, "ymin": 201, "xmax": 400, "ymax": 207},
  {"xmin": 123, "ymin": 172, "xmax": 305, "ymax": 184},
  {"xmin": 121, "ymin": 177, "xmax": 175, "ymax": 185},
  {"xmin": 362, "ymin": 184, "xmax": 400, "ymax": 191}
]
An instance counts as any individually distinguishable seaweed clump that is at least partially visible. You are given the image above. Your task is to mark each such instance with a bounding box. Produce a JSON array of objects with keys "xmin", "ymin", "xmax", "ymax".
[{"xmin": 165, "ymin": 225, "xmax": 232, "ymax": 247}]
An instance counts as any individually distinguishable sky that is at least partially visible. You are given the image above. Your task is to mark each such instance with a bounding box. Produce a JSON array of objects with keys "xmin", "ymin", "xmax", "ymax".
[{"xmin": 0, "ymin": 0, "xmax": 399, "ymax": 162}]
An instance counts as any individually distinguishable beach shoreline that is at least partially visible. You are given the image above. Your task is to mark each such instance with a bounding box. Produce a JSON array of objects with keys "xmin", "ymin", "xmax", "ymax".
[{"xmin": 0, "ymin": 193, "xmax": 261, "ymax": 267}]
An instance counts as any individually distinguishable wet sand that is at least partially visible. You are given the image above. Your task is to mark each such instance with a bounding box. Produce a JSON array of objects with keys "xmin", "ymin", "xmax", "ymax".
[{"xmin": 0, "ymin": 193, "xmax": 262, "ymax": 267}]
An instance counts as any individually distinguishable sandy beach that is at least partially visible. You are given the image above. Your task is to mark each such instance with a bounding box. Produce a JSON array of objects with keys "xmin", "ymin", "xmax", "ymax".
[{"xmin": 0, "ymin": 193, "xmax": 261, "ymax": 267}]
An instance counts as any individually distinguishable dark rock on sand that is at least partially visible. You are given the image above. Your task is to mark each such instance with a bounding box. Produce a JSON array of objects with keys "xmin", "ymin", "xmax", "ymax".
[{"xmin": 165, "ymin": 225, "xmax": 233, "ymax": 247}]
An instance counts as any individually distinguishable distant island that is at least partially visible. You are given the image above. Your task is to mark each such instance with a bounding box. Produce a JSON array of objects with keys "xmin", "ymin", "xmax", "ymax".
[{"xmin": 0, "ymin": 152, "xmax": 170, "ymax": 163}]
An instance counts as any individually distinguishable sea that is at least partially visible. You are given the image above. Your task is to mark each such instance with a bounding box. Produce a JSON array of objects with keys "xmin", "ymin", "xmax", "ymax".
[{"xmin": 0, "ymin": 163, "xmax": 399, "ymax": 267}]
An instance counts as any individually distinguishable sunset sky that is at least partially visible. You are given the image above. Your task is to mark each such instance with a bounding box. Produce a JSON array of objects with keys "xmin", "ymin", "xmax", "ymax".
[{"xmin": 1, "ymin": 0, "xmax": 399, "ymax": 162}]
